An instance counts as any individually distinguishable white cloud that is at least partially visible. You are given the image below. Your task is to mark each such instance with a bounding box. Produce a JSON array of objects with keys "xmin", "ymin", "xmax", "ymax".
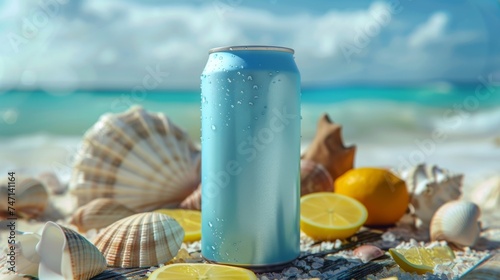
[
  {"xmin": 0, "ymin": 1, "xmax": 493, "ymax": 90},
  {"xmin": 408, "ymin": 12, "xmax": 448, "ymax": 48}
]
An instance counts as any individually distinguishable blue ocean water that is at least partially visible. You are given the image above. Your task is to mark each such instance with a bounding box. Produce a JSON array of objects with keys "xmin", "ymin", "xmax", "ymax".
[{"xmin": 1, "ymin": 87, "xmax": 499, "ymax": 141}]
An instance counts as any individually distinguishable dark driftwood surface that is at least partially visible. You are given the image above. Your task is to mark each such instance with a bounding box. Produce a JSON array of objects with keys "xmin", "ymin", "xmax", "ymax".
[
  {"xmin": 89, "ymin": 230, "xmax": 499, "ymax": 280},
  {"xmin": 90, "ymin": 231, "xmax": 389, "ymax": 280}
]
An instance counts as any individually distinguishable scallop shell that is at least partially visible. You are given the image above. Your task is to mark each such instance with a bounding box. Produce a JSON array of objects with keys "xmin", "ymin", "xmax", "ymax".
[
  {"xmin": 70, "ymin": 106, "xmax": 201, "ymax": 212},
  {"xmin": 0, "ymin": 177, "xmax": 49, "ymax": 219},
  {"xmin": 180, "ymin": 183, "xmax": 201, "ymax": 210},
  {"xmin": 399, "ymin": 164, "xmax": 463, "ymax": 227},
  {"xmin": 69, "ymin": 198, "xmax": 136, "ymax": 233},
  {"xmin": 301, "ymin": 114, "xmax": 356, "ymax": 181},
  {"xmin": 353, "ymin": 244, "xmax": 385, "ymax": 263},
  {"xmin": 93, "ymin": 212, "xmax": 184, "ymax": 268},
  {"xmin": 300, "ymin": 160, "xmax": 334, "ymax": 196},
  {"xmin": 36, "ymin": 221, "xmax": 107, "ymax": 280},
  {"xmin": 430, "ymin": 200, "xmax": 481, "ymax": 247},
  {"xmin": 1, "ymin": 232, "xmax": 41, "ymax": 276}
]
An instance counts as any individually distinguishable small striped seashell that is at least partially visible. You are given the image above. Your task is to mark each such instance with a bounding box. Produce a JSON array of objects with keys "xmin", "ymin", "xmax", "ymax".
[
  {"xmin": 69, "ymin": 198, "xmax": 136, "ymax": 233},
  {"xmin": 36, "ymin": 222, "xmax": 107, "ymax": 280},
  {"xmin": 300, "ymin": 160, "xmax": 333, "ymax": 196},
  {"xmin": 430, "ymin": 200, "xmax": 481, "ymax": 247},
  {"xmin": 93, "ymin": 212, "xmax": 184, "ymax": 268},
  {"xmin": 70, "ymin": 106, "xmax": 201, "ymax": 212},
  {"xmin": 353, "ymin": 244, "xmax": 385, "ymax": 263},
  {"xmin": 180, "ymin": 184, "xmax": 201, "ymax": 210},
  {"xmin": 0, "ymin": 177, "xmax": 49, "ymax": 219}
]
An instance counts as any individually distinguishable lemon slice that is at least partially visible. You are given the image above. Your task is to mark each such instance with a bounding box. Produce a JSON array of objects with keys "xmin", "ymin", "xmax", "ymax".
[
  {"xmin": 154, "ymin": 209, "xmax": 201, "ymax": 242},
  {"xmin": 148, "ymin": 263, "xmax": 257, "ymax": 280},
  {"xmin": 389, "ymin": 245, "xmax": 455, "ymax": 275},
  {"xmin": 300, "ymin": 192, "xmax": 368, "ymax": 241}
]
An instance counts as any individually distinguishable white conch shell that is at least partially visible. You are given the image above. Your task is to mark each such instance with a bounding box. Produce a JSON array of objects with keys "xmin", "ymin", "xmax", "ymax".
[
  {"xmin": 430, "ymin": 200, "xmax": 481, "ymax": 247},
  {"xmin": 93, "ymin": 212, "xmax": 184, "ymax": 268},
  {"xmin": 399, "ymin": 164, "xmax": 463, "ymax": 226},
  {"xmin": 0, "ymin": 177, "xmax": 49, "ymax": 219},
  {"xmin": 1, "ymin": 232, "xmax": 41, "ymax": 276},
  {"xmin": 70, "ymin": 106, "xmax": 201, "ymax": 212},
  {"xmin": 36, "ymin": 222, "xmax": 107, "ymax": 280},
  {"xmin": 69, "ymin": 198, "xmax": 136, "ymax": 233}
]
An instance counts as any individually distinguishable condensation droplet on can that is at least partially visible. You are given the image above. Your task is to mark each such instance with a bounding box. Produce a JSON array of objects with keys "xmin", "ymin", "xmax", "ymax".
[
  {"xmin": 247, "ymin": 76, "xmax": 253, "ymax": 80},
  {"xmin": 248, "ymin": 102, "xmax": 254, "ymax": 105},
  {"xmin": 227, "ymin": 78, "xmax": 232, "ymax": 83},
  {"xmin": 211, "ymin": 125, "xmax": 216, "ymax": 130},
  {"xmin": 253, "ymin": 85, "xmax": 259, "ymax": 90}
]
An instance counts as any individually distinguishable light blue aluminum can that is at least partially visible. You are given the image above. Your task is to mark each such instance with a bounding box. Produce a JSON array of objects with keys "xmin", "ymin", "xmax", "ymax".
[{"xmin": 200, "ymin": 45, "xmax": 301, "ymax": 269}]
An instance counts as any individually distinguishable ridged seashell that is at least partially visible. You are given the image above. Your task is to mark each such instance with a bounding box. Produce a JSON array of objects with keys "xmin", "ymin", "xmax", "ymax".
[
  {"xmin": 399, "ymin": 164, "xmax": 463, "ymax": 226},
  {"xmin": 462, "ymin": 253, "xmax": 500, "ymax": 279},
  {"xmin": 300, "ymin": 160, "xmax": 334, "ymax": 196},
  {"xmin": 353, "ymin": 244, "xmax": 385, "ymax": 263},
  {"xmin": 38, "ymin": 171, "xmax": 66, "ymax": 195},
  {"xmin": 70, "ymin": 106, "xmax": 201, "ymax": 212},
  {"xmin": 430, "ymin": 200, "xmax": 481, "ymax": 247},
  {"xmin": 93, "ymin": 212, "xmax": 184, "ymax": 268},
  {"xmin": 36, "ymin": 222, "xmax": 107, "ymax": 280},
  {"xmin": 180, "ymin": 184, "xmax": 201, "ymax": 210},
  {"xmin": 1, "ymin": 232, "xmax": 41, "ymax": 276},
  {"xmin": 301, "ymin": 114, "xmax": 356, "ymax": 182},
  {"xmin": 0, "ymin": 177, "xmax": 49, "ymax": 219},
  {"xmin": 69, "ymin": 198, "xmax": 136, "ymax": 233}
]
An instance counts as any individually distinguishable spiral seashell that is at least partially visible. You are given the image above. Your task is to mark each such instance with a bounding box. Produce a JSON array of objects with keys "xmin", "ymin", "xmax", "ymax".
[
  {"xmin": 0, "ymin": 177, "xmax": 49, "ymax": 219},
  {"xmin": 69, "ymin": 198, "xmax": 136, "ymax": 233},
  {"xmin": 300, "ymin": 160, "xmax": 333, "ymax": 196},
  {"xmin": 353, "ymin": 244, "xmax": 385, "ymax": 263},
  {"xmin": 180, "ymin": 183, "xmax": 201, "ymax": 210},
  {"xmin": 301, "ymin": 114, "xmax": 356, "ymax": 181},
  {"xmin": 430, "ymin": 200, "xmax": 481, "ymax": 247},
  {"xmin": 399, "ymin": 164, "xmax": 463, "ymax": 227},
  {"xmin": 36, "ymin": 222, "xmax": 107, "ymax": 280},
  {"xmin": 93, "ymin": 212, "xmax": 184, "ymax": 268},
  {"xmin": 69, "ymin": 106, "xmax": 201, "ymax": 212}
]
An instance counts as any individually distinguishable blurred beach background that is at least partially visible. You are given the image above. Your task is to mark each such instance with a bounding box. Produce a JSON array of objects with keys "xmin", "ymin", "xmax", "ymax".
[{"xmin": 0, "ymin": 0, "xmax": 499, "ymax": 191}]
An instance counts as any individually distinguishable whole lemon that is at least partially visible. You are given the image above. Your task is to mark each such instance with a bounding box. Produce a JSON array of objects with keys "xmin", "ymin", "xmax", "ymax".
[{"xmin": 334, "ymin": 167, "xmax": 409, "ymax": 226}]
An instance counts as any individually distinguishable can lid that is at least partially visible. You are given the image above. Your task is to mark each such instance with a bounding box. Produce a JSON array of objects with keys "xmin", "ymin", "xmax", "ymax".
[{"xmin": 209, "ymin": 45, "xmax": 294, "ymax": 54}]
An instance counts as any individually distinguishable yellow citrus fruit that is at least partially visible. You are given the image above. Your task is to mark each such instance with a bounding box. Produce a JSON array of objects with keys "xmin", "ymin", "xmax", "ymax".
[
  {"xmin": 300, "ymin": 192, "xmax": 368, "ymax": 241},
  {"xmin": 148, "ymin": 263, "xmax": 257, "ymax": 280},
  {"xmin": 334, "ymin": 168, "xmax": 409, "ymax": 226},
  {"xmin": 389, "ymin": 245, "xmax": 455, "ymax": 275},
  {"xmin": 154, "ymin": 209, "xmax": 201, "ymax": 242}
]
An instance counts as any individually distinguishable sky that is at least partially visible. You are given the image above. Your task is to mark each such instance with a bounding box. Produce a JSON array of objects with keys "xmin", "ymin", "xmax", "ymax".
[{"xmin": 0, "ymin": 0, "xmax": 499, "ymax": 91}]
